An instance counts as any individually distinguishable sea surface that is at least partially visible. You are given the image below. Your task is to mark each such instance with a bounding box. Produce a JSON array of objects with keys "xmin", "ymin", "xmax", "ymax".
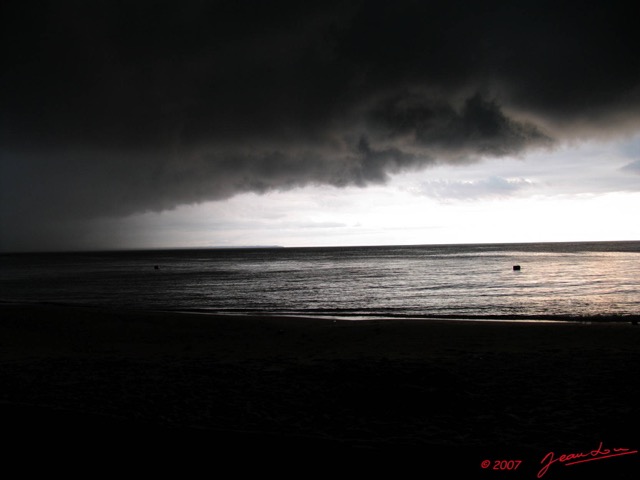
[{"xmin": 1, "ymin": 241, "xmax": 639, "ymax": 321}]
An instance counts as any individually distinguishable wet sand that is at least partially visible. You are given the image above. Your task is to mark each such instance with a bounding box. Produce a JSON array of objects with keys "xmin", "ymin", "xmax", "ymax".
[{"xmin": 1, "ymin": 303, "xmax": 638, "ymax": 477}]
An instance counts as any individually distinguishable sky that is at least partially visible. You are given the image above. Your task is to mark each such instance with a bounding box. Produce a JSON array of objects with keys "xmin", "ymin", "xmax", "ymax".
[{"xmin": 1, "ymin": 0, "xmax": 639, "ymax": 252}]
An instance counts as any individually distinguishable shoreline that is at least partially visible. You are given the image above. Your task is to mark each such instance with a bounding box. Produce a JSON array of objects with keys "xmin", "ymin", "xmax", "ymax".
[
  {"xmin": 172, "ymin": 309, "xmax": 640, "ymax": 324},
  {"xmin": 1, "ymin": 303, "xmax": 639, "ymax": 476},
  {"xmin": 3, "ymin": 299, "xmax": 639, "ymax": 325}
]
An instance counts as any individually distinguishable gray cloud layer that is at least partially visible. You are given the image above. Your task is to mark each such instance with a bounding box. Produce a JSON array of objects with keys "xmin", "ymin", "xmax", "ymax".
[
  {"xmin": 419, "ymin": 177, "xmax": 533, "ymax": 201},
  {"xmin": 1, "ymin": 0, "xmax": 639, "ymax": 250}
]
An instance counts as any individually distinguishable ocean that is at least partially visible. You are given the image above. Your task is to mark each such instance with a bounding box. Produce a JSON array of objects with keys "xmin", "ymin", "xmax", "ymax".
[{"xmin": 1, "ymin": 241, "xmax": 639, "ymax": 321}]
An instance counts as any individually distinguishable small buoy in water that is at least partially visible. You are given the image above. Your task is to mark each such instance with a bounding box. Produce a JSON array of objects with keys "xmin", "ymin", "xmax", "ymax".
[
  {"xmin": 513, "ymin": 265, "xmax": 521, "ymax": 271},
  {"xmin": 154, "ymin": 265, "xmax": 159, "ymax": 270}
]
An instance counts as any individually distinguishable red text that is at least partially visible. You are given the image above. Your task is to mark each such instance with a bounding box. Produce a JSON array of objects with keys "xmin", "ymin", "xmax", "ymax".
[{"xmin": 537, "ymin": 441, "xmax": 637, "ymax": 478}]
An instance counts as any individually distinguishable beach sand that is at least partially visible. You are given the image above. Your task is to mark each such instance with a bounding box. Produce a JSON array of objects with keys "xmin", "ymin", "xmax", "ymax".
[{"xmin": 1, "ymin": 303, "xmax": 638, "ymax": 477}]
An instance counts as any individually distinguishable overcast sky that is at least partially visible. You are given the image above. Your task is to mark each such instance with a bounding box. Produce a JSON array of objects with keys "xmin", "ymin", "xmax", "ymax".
[{"xmin": 1, "ymin": 0, "xmax": 639, "ymax": 252}]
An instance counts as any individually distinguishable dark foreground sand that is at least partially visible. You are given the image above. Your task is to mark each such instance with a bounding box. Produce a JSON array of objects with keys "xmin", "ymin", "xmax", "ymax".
[{"xmin": 1, "ymin": 304, "xmax": 638, "ymax": 477}]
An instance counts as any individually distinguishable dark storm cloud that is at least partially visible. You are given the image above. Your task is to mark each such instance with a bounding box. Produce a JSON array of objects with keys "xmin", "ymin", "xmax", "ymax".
[
  {"xmin": 1, "ymin": 0, "xmax": 639, "ymax": 250},
  {"xmin": 365, "ymin": 93, "xmax": 547, "ymax": 158}
]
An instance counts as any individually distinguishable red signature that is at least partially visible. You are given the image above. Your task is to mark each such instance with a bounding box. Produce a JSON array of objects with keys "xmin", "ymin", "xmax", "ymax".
[{"xmin": 537, "ymin": 441, "xmax": 638, "ymax": 478}]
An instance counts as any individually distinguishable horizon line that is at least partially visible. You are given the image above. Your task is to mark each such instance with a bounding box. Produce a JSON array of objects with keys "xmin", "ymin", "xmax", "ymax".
[{"xmin": 2, "ymin": 238, "xmax": 639, "ymax": 255}]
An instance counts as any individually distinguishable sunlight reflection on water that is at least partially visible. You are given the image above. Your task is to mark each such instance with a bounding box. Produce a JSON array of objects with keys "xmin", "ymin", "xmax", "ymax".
[{"xmin": 1, "ymin": 242, "xmax": 639, "ymax": 319}]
